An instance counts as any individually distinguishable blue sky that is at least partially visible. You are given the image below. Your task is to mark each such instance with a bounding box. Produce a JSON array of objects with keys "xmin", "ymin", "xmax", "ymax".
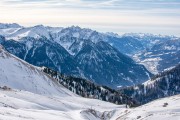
[{"xmin": 0, "ymin": 0, "xmax": 180, "ymax": 36}]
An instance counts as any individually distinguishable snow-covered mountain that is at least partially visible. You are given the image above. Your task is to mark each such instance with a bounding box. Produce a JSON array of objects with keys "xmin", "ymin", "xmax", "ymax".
[
  {"xmin": 0, "ymin": 23, "xmax": 21, "ymax": 29},
  {"xmin": 0, "ymin": 45, "xmax": 74, "ymax": 96},
  {"xmin": 0, "ymin": 23, "xmax": 22, "ymax": 38},
  {"xmin": 74, "ymin": 40, "xmax": 151, "ymax": 87},
  {"xmin": 52, "ymin": 28, "xmax": 180, "ymax": 74},
  {"xmin": 119, "ymin": 64, "xmax": 180, "ymax": 104},
  {"xmin": 1, "ymin": 37, "xmax": 151, "ymax": 88},
  {"xmin": 0, "ymin": 23, "xmax": 178, "ymax": 55},
  {"xmin": 0, "ymin": 23, "xmax": 179, "ymax": 87},
  {"xmin": 0, "ymin": 23, "xmax": 152, "ymax": 89},
  {"xmin": 2, "ymin": 25, "xmax": 62, "ymax": 40},
  {"xmin": 0, "ymin": 25, "xmax": 153, "ymax": 56}
]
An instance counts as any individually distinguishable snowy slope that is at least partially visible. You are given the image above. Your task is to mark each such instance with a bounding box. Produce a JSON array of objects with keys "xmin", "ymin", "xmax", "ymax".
[
  {"xmin": 112, "ymin": 94, "xmax": 180, "ymax": 120},
  {"xmin": 0, "ymin": 89, "xmax": 179, "ymax": 120},
  {"xmin": 0, "ymin": 45, "xmax": 74, "ymax": 96},
  {"xmin": 0, "ymin": 28, "xmax": 21, "ymax": 37},
  {"xmin": 0, "ymin": 89, "xmax": 123, "ymax": 120},
  {"xmin": 0, "ymin": 23, "xmax": 22, "ymax": 38}
]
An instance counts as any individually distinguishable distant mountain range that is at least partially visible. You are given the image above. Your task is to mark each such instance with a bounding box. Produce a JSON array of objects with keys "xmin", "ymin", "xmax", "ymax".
[
  {"xmin": 0, "ymin": 23, "xmax": 179, "ymax": 88},
  {"xmin": 0, "ymin": 23, "xmax": 155, "ymax": 89}
]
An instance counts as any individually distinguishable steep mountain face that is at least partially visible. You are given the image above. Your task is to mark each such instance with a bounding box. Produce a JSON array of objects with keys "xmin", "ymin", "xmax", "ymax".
[
  {"xmin": 75, "ymin": 40, "xmax": 151, "ymax": 87},
  {"xmin": 1, "ymin": 37, "xmax": 79, "ymax": 75},
  {"xmin": 54, "ymin": 29, "xmax": 180, "ymax": 74},
  {"xmin": 53, "ymin": 27, "xmax": 147, "ymax": 55},
  {"xmin": 0, "ymin": 45, "xmax": 74, "ymax": 96},
  {"xmin": 53, "ymin": 26, "xmax": 107, "ymax": 43},
  {"xmin": 1, "ymin": 36, "xmax": 151, "ymax": 89},
  {"xmin": 55, "ymin": 36, "xmax": 88, "ymax": 55},
  {"xmin": 119, "ymin": 64, "xmax": 180, "ymax": 104},
  {"xmin": 51, "ymin": 26, "xmax": 110, "ymax": 56}
]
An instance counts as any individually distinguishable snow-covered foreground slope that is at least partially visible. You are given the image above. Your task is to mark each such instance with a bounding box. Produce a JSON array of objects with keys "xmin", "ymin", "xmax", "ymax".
[
  {"xmin": 113, "ymin": 94, "xmax": 180, "ymax": 120},
  {"xmin": 0, "ymin": 89, "xmax": 122, "ymax": 120},
  {"xmin": 0, "ymin": 89, "xmax": 179, "ymax": 120}
]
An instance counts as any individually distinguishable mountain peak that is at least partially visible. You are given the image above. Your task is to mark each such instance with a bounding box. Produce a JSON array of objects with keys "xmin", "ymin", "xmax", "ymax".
[
  {"xmin": 33, "ymin": 24, "xmax": 45, "ymax": 28},
  {"xmin": 69, "ymin": 25, "xmax": 81, "ymax": 30},
  {"xmin": 66, "ymin": 25, "xmax": 94, "ymax": 33},
  {"xmin": 0, "ymin": 23, "xmax": 22, "ymax": 29},
  {"xmin": 106, "ymin": 32, "xmax": 120, "ymax": 38}
]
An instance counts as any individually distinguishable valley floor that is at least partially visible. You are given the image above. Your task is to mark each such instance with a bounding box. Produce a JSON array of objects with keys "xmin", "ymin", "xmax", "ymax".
[{"xmin": 0, "ymin": 89, "xmax": 180, "ymax": 120}]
